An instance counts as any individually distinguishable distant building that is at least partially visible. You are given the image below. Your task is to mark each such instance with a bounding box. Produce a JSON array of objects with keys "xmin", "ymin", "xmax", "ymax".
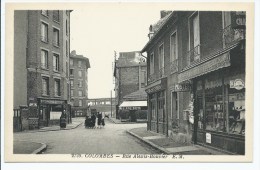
[
  {"xmin": 69, "ymin": 50, "xmax": 90, "ymax": 117},
  {"xmin": 86, "ymin": 98, "xmax": 116, "ymax": 117},
  {"xmin": 113, "ymin": 51, "xmax": 147, "ymax": 121},
  {"xmin": 14, "ymin": 10, "xmax": 72, "ymax": 130}
]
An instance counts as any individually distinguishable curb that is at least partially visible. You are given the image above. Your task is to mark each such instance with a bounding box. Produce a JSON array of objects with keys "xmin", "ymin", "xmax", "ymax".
[
  {"xmin": 108, "ymin": 118, "xmax": 147, "ymax": 124},
  {"xmin": 31, "ymin": 142, "xmax": 47, "ymax": 154},
  {"xmin": 126, "ymin": 130, "xmax": 171, "ymax": 154},
  {"xmin": 18, "ymin": 122, "xmax": 83, "ymax": 133}
]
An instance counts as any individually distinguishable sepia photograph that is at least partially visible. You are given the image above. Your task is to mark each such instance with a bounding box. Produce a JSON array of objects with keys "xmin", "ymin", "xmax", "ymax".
[{"xmin": 1, "ymin": 0, "xmax": 258, "ymax": 168}]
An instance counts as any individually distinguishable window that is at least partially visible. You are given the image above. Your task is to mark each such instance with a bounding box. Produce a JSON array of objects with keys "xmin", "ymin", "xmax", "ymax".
[
  {"xmin": 141, "ymin": 70, "xmax": 146, "ymax": 88},
  {"xmin": 78, "ymin": 90, "xmax": 83, "ymax": 97},
  {"xmin": 41, "ymin": 22, "xmax": 48, "ymax": 42},
  {"xmin": 54, "ymin": 79, "xmax": 61, "ymax": 96},
  {"xmin": 150, "ymin": 53, "xmax": 154, "ymax": 74},
  {"xmin": 78, "ymin": 60, "xmax": 82, "ymax": 67},
  {"xmin": 78, "ymin": 80, "xmax": 83, "ymax": 88},
  {"xmin": 53, "ymin": 54, "xmax": 59, "ymax": 71},
  {"xmin": 70, "ymin": 58, "xmax": 73, "ymax": 66},
  {"xmin": 70, "ymin": 80, "xmax": 74, "ymax": 87},
  {"xmin": 42, "ymin": 77, "xmax": 49, "ymax": 95},
  {"xmin": 79, "ymin": 100, "xmax": 83, "ymax": 107},
  {"xmin": 70, "ymin": 69, "xmax": 74, "ymax": 76},
  {"xmin": 41, "ymin": 10, "xmax": 48, "ymax": 16},
  {"xmin": 158, "ymin": 44, "xmax": 164, "ymax": 77},
  {"xmin": 53, "ymin": 28, "xmax": 59, "ymax": 47},
  {"xmin": 188, "ymin": 12, "xmax": 200, "ymax": 64},
  {"xmin": 71, "ymin": 90, "xmax": 74, "ymax": 97},
  {"xmin": 66, "ymin": 62, "xmax": 68, "ymax": 77},
  {"xmin": 41, "ymin": 50, "xmax": 48, "ymax": 69},
  {"xmin": 66, "ymin": 41, "xmax": 68, "ymax": 57},
  {"xmin": 66, "ymin": 20, "xmax": 68, "ymax": 35},
  {"xmin": 78, "ymin": 70, "xmax": 82, "ymax": 77},
  {"xmin": 53, "ymin": 10, "xmax": 60, "ymax": 22},
  {"xmin": 170, "ymin": 32, "xmax": 178, "ymax": 62}
]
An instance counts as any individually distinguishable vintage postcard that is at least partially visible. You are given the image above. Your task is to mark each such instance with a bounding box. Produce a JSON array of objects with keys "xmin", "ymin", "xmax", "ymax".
[{"xmin": 3, "ymin": 1, "xmax": 254, "ymax": 163}]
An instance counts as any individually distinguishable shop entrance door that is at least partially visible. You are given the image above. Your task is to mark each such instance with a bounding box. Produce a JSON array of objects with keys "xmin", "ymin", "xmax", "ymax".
[{"xmin": 158, "ymin": 91, "xmax": 166, "ymax": 134}]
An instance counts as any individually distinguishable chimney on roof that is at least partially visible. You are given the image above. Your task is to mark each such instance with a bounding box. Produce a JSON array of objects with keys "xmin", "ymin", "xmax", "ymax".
[
  {"xmin": 160, "ymin": 10, "xmax": 172, "ymax": 18},
  {"xmin": 71, "ymin": 50, "xmax": 76, "ymax": 56},
  {"xmin": 148, "ymin": 25, "xmax": 154, "ymax": 40}
]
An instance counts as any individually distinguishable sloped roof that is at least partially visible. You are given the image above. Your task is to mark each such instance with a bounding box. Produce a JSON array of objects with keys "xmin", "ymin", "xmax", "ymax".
[
  {"xmin": 123, "ymin": 89, "xmax": 147, "ymax": 101},
  {"xmin": 141, "ymin": 11, "xmax": 173, "ymax": 53}
]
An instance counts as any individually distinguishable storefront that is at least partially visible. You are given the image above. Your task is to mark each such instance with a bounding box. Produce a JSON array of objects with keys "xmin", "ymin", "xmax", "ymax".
[
  {"xmin": 37, "ymin": 98, "xmax": 71, "ymax": 127},
  {"xmin": 146, "ymin": 78, "xmax": 167, "ymax": 135},
  {"xmin": 119, "ymin": 101, "xmax": 147, "ymax": 122},
  {"xmin": 178, "ymin": 46, "xmax": 245, "ymax": 154}
]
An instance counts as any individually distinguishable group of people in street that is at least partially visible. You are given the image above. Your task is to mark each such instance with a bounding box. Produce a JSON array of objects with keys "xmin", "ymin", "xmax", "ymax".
[{"xmin": 85, "ymin": 112, "xmax": 105, "ymax": 129}]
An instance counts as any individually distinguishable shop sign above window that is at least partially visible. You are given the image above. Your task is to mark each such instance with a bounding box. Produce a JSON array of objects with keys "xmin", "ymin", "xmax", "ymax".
[
  {"xmin": 174, "ymin": 83, "xmax": 191, "ymax": 92},
  {"xmin": 230, "ymin": 79, "xmax": 245, "ymax": 90},
  {"xmin": 231, "ymin": 11, "xmax": 246, "ymax": 29}
]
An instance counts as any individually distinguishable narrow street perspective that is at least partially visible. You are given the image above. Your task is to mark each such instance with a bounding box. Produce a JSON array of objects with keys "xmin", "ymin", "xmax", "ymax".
[{"xmin": 10, "ymin": 5, "xmax": 248, "ymax": 160}]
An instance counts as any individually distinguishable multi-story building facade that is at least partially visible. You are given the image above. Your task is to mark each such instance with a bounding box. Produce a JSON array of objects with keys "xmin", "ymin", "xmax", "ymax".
[
  {"xmin": 14, "ymin": 10, "xmax": 72, "ymax": 129},
  {"xmin": 142, "ymin": 11, "xmax": 246, "ymax": 154},
  {"xmin": 69, "ymin": 50, "xmax": 90, "ymax": 117},
  {"xmin": 113, "ymin": 51, "xmax": 147, "ymax": 121}
]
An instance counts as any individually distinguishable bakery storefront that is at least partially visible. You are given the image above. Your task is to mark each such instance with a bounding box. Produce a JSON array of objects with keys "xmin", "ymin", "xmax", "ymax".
[
  {"xmin": 146, "ymin": 78, "xmax": 167, "ymax": 135},
  {"xmin": 178, "ymin": 47, "xmax": 245, "ymax": 154}
]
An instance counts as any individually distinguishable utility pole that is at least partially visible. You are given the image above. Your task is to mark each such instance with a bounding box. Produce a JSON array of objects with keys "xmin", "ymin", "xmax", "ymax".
[{"xmin": 110, "ymin": 90, "xmax": 112, "ymax": 118}]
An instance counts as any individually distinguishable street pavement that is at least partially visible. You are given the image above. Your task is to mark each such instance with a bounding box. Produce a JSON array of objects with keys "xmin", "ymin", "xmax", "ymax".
[{"xmin": 14, "ymin": 117, "xmax": 161, "ymax": 154}]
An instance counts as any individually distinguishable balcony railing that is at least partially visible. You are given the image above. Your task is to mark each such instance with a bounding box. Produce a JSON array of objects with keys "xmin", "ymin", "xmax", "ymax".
[
  {"xmin": 170, "ymin": 59, "xmax": 178, "ymax": 73},
  {"xmin": 188, "ymin": 44, "xmax": 200, "ymax": 66},
  {"xmin": 223, "ymin": 25, "xmax": 244, "ymax": 47}
]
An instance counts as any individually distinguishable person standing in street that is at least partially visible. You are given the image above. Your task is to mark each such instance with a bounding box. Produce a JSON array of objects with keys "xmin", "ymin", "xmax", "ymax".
[
  {"xmin": 91, "ymin": 112, "xmax": 96, "ymax": 128},
  {"xmin": 97, "ymin": 112, "xmax": 102, "ymax": 128}
]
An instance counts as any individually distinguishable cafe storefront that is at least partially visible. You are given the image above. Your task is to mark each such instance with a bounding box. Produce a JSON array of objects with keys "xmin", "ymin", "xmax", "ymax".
[
  {"xmin": 146, "ymin": 77, "xmax": 167, "ymax": 135},
  {"xmin": 178, "ymin": 45, "xmax": 245, "ymax": 154}
]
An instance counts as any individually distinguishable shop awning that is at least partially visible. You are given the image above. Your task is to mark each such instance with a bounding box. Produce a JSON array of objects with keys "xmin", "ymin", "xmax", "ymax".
[
  {"xmin": 119, "ymin": 101, "xmax": 147, "ymax": 108},
  {"xmin": 178, "ymin": 52, "xmax": 231, "ymax": 83}
]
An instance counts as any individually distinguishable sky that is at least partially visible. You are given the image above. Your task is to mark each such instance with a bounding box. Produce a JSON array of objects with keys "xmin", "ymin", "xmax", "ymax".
[{"xmin": 70, "ymin": 5, "xmax": 162, "ymax": 99}]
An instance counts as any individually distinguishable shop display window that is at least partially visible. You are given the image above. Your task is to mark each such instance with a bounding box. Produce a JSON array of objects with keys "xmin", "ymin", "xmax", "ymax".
[
  {"xmin": 205, "ymin": 86, "xmax": 225, "ymax": 132},
  {"xmin": 227, "ymin": 88, "xmax": 245, "ymax": 135}
]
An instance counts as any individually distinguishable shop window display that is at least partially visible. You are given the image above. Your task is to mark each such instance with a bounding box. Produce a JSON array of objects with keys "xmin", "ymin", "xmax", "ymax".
[
  {"xmin": 205, "ymin": 86, "xmax": 225, "ymax": 132},
  {"xmin": 227, "ymin": 88, "xmax": 245, "ymax": 135}
]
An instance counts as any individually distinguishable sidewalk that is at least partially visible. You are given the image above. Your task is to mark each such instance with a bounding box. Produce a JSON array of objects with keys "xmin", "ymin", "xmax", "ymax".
[
  {"xmin": 13, "ymin": 140, "xmax": 47, "ymax": 154},
  {"xmin": 127, "ymin": 127, "xmax": 229, "ymax": 155},
  {"xmin": 13, "ymin": 118, "xmax": 83, "ymax": 154},
  {"xmin": 108, "ymin": 117, "xmax": 147, "ymax": 124}
]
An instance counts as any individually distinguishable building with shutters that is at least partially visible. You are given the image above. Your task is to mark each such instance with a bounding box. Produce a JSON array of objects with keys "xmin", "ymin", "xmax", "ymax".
[
  {"xmin": 14, "ymin": 10, "xmax": 72, "ymax": 129},
  {"xmin": 142, "ymin": 11, "xmax": 246, "ymax": 154},
  {"xmin": 69, "ymin": 50, "xmax": 91, "ymax": 117}
]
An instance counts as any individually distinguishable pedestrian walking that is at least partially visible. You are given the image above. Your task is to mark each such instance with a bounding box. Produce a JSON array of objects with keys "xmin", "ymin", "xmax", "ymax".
[
  {"xmin": 91, "ymin": 112, "xmax": 96, "ymax": 128},
  {"xmin": 101, "ymin": 112, "xmax": 105, "ymax": 128},
  {"xmin": 97, "ymin": 112, "xmax": 102, "ymax": 128}
]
